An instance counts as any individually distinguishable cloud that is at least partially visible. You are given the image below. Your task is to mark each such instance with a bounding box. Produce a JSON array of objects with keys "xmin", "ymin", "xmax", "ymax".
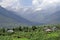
[
  {"xmin": 0, "ymin": 0, "xmax": 32, "ymax": 11},
  {"xmin": 32, "ymin": 0, "xmax": 60, "ymax": 7},
  {"xmin": 32, "ymin": 0, "xmax": 43, "ymax": 7},
  {"xmin": 20, "ymin": 0, "xmax": 32, "ymax": 7},
  {"xmin": 0, "ymin": 0, "xmax": 60, "ymax": 12},
  {"xmin": 0, "ymin": 0, "xmax": 60, "ymax": 23},
  {"xmin": 0, "ymin": 0, "xmax": 21, "ymax": 11},
  {"xmin": 32, "ymin": 0, "xmax": 60, "ymax": 13},
  {"xmin": 0, "ymin": 0, "xmax": 2, "ymax": 2}
]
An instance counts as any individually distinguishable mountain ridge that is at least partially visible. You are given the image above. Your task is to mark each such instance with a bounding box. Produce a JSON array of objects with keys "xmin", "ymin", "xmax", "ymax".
[{"xmin": 0, "ymin": 6, "xmax": 42, "ymax": 28}]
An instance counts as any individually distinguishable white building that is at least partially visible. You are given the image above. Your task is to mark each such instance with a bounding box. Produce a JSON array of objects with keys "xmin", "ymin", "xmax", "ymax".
[{"xmin": 7, "ymin": 30, "xmax": 14, "ymax": 33}]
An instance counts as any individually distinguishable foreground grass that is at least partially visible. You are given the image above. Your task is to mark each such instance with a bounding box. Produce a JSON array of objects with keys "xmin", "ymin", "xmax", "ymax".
[
  {"xmin": 0, "ymin": 31, "xmax": 60, "ymax": 40},
  {"xmin": 0, "ymin": 36, "xmax": 29, "ymax": 40},
  {"xmin": 13, "ymin": 38, "xmax": 29, "ymax": 40},
  {"xmin": 0, "ymin": 25, "xmax": 60, "ymax": 40}
]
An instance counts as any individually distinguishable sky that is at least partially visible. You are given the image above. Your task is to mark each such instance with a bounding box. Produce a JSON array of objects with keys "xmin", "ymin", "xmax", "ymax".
[
  {"xmin": 0, "ymin": 0, "xmax": 60, "ymax": 13},
  {"xmin": 0, "ymin": 0, "xmax": 60, "ymax": 15},
  {"xmin": 0, "ymin": 0, "xmax": 60, "ymax": 14},
  {"xmin": 0, "ymin": 0, "xmax": 60, "ymax": 22},
  {"xmin": 0, "ymin": 0, "xmax": 32, "ymax": 8},
  {"xmin": 20, "ymin": 0, "xmax": 32, "ymax": 6},
  {"xmin": 0, "ymin": 0, "xmax": 60, "ymax": 8}
]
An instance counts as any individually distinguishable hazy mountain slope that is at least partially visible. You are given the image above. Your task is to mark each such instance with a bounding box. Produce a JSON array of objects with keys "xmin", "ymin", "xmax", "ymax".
[
  {"xmin": 0, "ymin": 6, "xmax": 42, "ymax": 27},
  {"xmin": 44, "ymin": 11, "xmax": 60, "ymax": 24}
]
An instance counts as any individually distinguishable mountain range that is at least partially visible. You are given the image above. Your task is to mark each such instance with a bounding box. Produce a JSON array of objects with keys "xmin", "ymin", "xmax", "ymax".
[
  {"xmin": 0, "ymin": 6, "xmax": 42, "ymax": 28},
  {"xmin": 15, "ymin": 6, "xmax": 60, "ymax": 24},
  {"xmin": 0, "ymin": 5, "xmax": 60, "ymax": 28}
]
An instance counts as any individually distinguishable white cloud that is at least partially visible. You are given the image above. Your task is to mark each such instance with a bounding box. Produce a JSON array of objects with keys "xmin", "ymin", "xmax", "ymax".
[
  {"xmin": 32, "ymin": 0, "xmax": 60, "ymax": 13},
  {"xmin": 0, "ymin": 0, "xmax": 60, "ymax": 11},
  {"xmin": 32, "ymin": 0, "xmax": 60, "ymax": 7},
  {"xmin": 32, "ymin": 0, "xmax": 43, "ymax": 7},
  {"xmin": 0, "ymin": 0, "xmax": 21, "ymax": 11},
  {"xmin": 0, "ymin": 0, "xmax": 2, "ymax": 2},
  {"xmin": 0, "ymin": 0, "xmax": 60, "ymax": 23},
  {"xmin": 33, "ymin": 7, "xmax": 42, "ymax": 12},
  {"xmin": 0, "ymin": 0, "xmax": 60, "ymax": 13}
]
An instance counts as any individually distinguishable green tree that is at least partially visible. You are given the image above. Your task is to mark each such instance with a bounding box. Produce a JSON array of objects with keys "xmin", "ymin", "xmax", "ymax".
[
  {"xmin": 32, "ymin": 26, "xmax": 37, "ymax": 31},
  {"xmin": 2, "ymin": 28, "xmax": 5, "ymax": 33},
  {"xmin": 23, "ymin": 27, "xmax": 29, "ymax": 32},
  {"xmin": 19, "ymin": 26, "xmax": 22, "ymax": 31}
]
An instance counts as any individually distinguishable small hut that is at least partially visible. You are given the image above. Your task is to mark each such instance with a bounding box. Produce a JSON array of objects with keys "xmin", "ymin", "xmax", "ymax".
[
  {"xmin": 7, "ymin": 30, "xmax": 14, "ymax": 33},
  {"xmin": 45, "ymin": 28, "xmax": 52, "ymax": 32},
  {"xmin": 43, "ymin": 27, "xmax": 52, "ymax": 32},
  {"xmin": 52, "ymin": 26, "xmax": 59, "ymax": 31}
]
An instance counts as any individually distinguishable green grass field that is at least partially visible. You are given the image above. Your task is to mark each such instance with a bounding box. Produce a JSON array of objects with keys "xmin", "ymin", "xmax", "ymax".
[
  {"xmin": 0, "ymin": 36, "xmax": 29, "ymax": 40},
  {"xmin": 0, "ymin": 24, "xmax": 60, "ymax": 40}
]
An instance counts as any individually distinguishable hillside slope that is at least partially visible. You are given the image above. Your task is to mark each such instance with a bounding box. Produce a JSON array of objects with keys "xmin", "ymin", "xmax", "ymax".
[{"xmin": 0, "ymin": 6, "xmax": 42, "ymax": 28}]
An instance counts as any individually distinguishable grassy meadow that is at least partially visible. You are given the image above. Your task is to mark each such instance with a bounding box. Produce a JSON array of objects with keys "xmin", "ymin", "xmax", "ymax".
[{"xmin": 0, "ymin": 24, "xmax": 60, "ymax": 40}]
